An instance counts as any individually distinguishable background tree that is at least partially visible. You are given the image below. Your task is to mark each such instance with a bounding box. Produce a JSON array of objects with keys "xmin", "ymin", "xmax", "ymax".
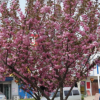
[{"xmin": 0, "ymin": 0, "xmax": 100, "ymax": 100}]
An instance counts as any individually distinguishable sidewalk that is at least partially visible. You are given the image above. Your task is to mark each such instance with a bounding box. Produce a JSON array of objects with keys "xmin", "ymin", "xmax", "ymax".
[{"xmin": 84, "ymin": 96, "xmax": 95, "ymax": 100}]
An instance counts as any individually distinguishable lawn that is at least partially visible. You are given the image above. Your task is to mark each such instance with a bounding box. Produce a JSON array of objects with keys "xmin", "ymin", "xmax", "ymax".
[{"xmin": 19, "ymin": 99, "xmax": 35, "ymax": 100}]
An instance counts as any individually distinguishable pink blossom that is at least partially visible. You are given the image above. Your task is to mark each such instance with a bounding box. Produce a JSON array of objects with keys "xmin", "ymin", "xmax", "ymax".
[
  {"xmin": 84, "ymin": 25, "xmax": 89, "ymax": 31},
  {"xmin": 40, "ymin": 6, "xmax": 50, "ymax": 13},
  {"xmin": 92, "ymin": 41, "xmax": 99, "ymax": 46},
  {"xmin": 63, "ymin": 31, "xmax": 70, "ymax": 37},
  {"xmin": 0, "ymin": 0, "xmax": 99, "ymax": 99},
  {"xmin": 35, "ymin": 0, "xmax": 40, "ymax": 8},
  {"xmin": 61, "ymin": 68, "xmax": 66, "ymax": 72},
  {"xmin": 54, "ymin": 65, "xmax": 61, "ymax": 69}
]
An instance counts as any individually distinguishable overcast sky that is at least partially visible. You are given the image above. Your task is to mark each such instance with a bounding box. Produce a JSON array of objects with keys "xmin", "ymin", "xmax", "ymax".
[
  {"xmin": 7, "ymin": 0, "xmax": 100, "ymax": 14},
  {"xmin": 7, "ymin": 0, "xmax": 26, "ymax": 14},
  {"xmin": 19, "ymin": 0, "xmax": 26, "ymax": 14},
  {"xmin": 19, "ymin": 0, "xmax": 100, "ymax": 13}
]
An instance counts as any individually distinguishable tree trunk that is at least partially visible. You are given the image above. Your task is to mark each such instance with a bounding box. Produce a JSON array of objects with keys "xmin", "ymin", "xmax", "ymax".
[
  {"xmin": 35, "ymin": 96, "xmax": 40, "ymax": 100},
  {"xmin": 60, "ymin": 84, "xmax": 63, "ymax": 100},
  {"xmin": 65, "ymin": 85, "xmax": 74, "ymax": 100}
]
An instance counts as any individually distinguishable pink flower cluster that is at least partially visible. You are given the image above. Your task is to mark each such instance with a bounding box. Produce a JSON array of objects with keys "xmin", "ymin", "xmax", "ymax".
[{"xmin": 0, "ymin": 0, "xmax": 99, "ymax": 99}]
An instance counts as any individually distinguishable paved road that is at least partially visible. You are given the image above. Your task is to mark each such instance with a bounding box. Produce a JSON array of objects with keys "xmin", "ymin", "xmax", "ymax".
[{"xmin": 84, "ymin": 96, "xmax": 95, "ymax": 100}]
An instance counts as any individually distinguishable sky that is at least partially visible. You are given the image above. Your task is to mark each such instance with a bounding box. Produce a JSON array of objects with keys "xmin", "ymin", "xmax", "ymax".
[
  {"xmin": 18, "ymin": 0, "xmax": 100, "ymax": 13},
  {"xmin": 19, "ymin": 0, "xmax": 26, "ymax": 14},
  {"xmin": 7, "ymin": 0, "xmax": 26, "ymax": 14},
  {"xmin": 7, "ymin": 0, "xmax": 100, "ymax": 14}
]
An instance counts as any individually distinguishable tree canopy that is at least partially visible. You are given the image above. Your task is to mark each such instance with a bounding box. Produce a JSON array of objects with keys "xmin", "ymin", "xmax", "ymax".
[{"xmin": 0, "ymin": 0, "xmax": 100, "ymax": 100}]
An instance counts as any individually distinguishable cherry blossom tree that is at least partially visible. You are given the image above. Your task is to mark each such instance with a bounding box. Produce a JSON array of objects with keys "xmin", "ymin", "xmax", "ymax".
[{"xmin": 0, "ymin": 0, "xmax": 100, "ymax": 100}]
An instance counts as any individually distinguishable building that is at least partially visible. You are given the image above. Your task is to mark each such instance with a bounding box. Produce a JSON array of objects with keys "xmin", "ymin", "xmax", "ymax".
[
  {"xmin": 0, "ymin": 77, "xmax": 18, "ymax": 100},
  {"xmin": 0, "ymin": 76, "xmax": 33, "ymax": 99},
  {"xmin": 80, "ymin": 53, "xmax": 100, "ymax": 96},
  {"xmin": 80, "ymin": 67, "xmax": 100, "ymax": 96}
]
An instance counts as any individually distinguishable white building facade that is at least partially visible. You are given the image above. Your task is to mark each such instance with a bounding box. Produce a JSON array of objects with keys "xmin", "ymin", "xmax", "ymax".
[
  {"xmin": 0, "ymin": 77, "xmax": 18, "ymax": 100},
  {"xmin": 80, "ymin": 52, "xmax": 100, "ymax": 96}
]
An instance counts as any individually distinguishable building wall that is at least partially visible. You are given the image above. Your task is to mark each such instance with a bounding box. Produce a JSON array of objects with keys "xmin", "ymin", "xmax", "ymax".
[
  {"xmin": 89, "ymin": 52, "xmax": 100, "ymax": 76},
  {"xmin": 11, "ymin": 78, "xmax": 18, "ymax": 97},
  {"xmin": 83, "ymin": 76, "xmax": 99, "ymax": 96},
  {"xmin": 80, "ymin": 52, "xmax": 100, "ymax": 96},
  {"xmin": 89, "ymin": 65, "xmax": 100, "ymax": 76},
  {"xmin": 0, "ymin": 77, "xmax": 19, "ymax": 99}
]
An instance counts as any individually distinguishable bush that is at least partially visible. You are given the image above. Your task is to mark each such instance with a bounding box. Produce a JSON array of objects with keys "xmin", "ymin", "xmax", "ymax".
[{"xmin": 81, "ymin": 94, "xmax": 85, "ymax": 100}]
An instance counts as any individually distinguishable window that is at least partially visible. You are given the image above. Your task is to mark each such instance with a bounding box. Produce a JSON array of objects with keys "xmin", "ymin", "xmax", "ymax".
[
  {"xmin": 73, "ymin": 90, "xmax": 79, "ymax": 95},
  {"xmin": 64, "ymin": 91, "xmax": 72, "ymax": 96},
  {"xmin": 50, "ymin": 91, "xmax": 60, "ymax": 97},
  {"xmin": 50, "ymin": 92, "xmax": 54, "ymax": 97},
  {"xmin": 55, "ymin": 91, "xmax": 60, "ymax": 97}
]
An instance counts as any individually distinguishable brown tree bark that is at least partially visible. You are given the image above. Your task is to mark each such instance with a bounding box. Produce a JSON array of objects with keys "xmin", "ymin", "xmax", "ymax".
[{"xmin": 60, "ymin": 83, "xmax": 63, "ymax": 100}]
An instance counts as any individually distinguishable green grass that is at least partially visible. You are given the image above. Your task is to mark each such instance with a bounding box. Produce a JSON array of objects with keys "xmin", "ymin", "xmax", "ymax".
[{"xmin": 19, "ymin": 99, "xmax": 35, "ymax": 100}]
